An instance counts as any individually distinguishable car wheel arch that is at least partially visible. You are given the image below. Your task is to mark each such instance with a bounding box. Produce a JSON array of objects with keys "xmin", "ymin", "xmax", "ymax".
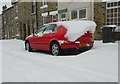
[
  {"xmin": 25, "ymin": 40, "xmax": 33, "ymax": 52},
  {"xmin": 49, "ymin": 40, "xmax": 61, "ymax": 50},
  {"xmin": 49, "ymin": 40, "xmax": 61, "ymax": 56}
]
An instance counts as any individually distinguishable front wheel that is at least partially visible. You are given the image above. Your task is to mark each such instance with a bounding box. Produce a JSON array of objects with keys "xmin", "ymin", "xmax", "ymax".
[
  {"xmin": 25, "ymin": 42, "xmax": 33, "ymax": 52},
  {"xmin": 51, "ymin": 42, "xmax": 60, "ymax": 56}
]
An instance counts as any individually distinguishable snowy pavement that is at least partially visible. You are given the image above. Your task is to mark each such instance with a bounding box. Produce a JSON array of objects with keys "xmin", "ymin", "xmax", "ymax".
[{"xmin": 1, "ymin": 39, "xmax": 118, "ymax": 82}]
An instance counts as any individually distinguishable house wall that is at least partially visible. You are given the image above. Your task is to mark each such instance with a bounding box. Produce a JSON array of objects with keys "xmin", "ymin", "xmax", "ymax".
[
  {"xmin": 40, "ymin": 1, "xmax": 58, "ymax": 25},
  {"xmin": 58, "ymin": 2, "xmax": 94, "ymax": 21},
  {"xmin": 94, "ymin": 2, "xmax": 106, "ymax": 40},
  {"xmin": 2, "ymin": 1, "xmax": 58, "ymax": 40},
  {"xmin": 0, "ymin": 14, "xmax": 2, "ymax": 40},
  {"xmin": 2, "ymin": 6, "xmax": 15, "ymax": 39}
]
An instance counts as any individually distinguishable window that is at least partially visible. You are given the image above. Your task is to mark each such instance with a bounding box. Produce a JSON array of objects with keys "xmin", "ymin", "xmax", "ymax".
[
  {"xmin": 106, "ymin": 1, "xmax": 120, "ymax": 26},
  {"xmin": 41, "ymin": 0, "xmax": 48, "ymax": 9},
  {"xmin": 16, "ymin": 5, "xmax": 18, "ymax": 12},
  {"xmin": 70, "ymin": 8, "xmax": 87, "ymax": 20},
  {"xmin": 42, "ymin": 0, "xmax": 47, "ymax": 6},
  {"xmin": 11, "ymin": 26, "xmax": 14, "ymax": 33},
  {"xmin": 35, "ymin": 25, "xmax": 46, "ymax": 35},
  {"xmin": 16, "ymin": 22, "xmax": 19, "ymax": 34},
  {"xmin": 79, "ymin": 9, "xmax": 86, "ymax": 19},
  {"xmin": 71, "ymin": 10, "xmax": 77, "ymax": 19},
  {"xmin": 36, "ymin": 24, "xmax": 58, "ymax": 35},
  {"xmin": 46, "ymin": 24, "xmax": 57, "ymax": 32},
  {"xmin": 52, "ymin": 15, "xmax": 57, "ymax": 22},
  {"xmin": 32, "ymin": 0, "xmax": 36, "ymax": 13},
  {"xmin": 3, "ymin": 16, "xmax": 6, "ymax": 24},
  {"xmin": 61, "ymin": 13, "xmax": 66, "ymax": 21},
  {"xmin": 107, "ymin": 3, "xmax": 111, "ymax": 7},
  {"xmin": 15, "ymin": 12, "xmax": 18, "ymax": 17},
  {"xmin": 52, "ymin": 15, "xmax": 56, "ymax": 20},
  {"xmin": 43, "ymin": 16, "xmax": 48, "ymax": 24},
  {"xmin": 114, "ymin": 2, "xmax": 117, "ymax": 6},
  {"xmin": 32, "ymin": 20, "xmax": 35, "ymax": 32}
]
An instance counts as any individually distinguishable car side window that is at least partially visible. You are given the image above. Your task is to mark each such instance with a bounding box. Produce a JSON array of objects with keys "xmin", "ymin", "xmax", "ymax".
[
  {"xmin": 45, "ymin": 24, "xmax": 58, "ymax": 32},
  {"xmin": 35, "ymin": 25, "xmax": 46, "ymax": 35}
]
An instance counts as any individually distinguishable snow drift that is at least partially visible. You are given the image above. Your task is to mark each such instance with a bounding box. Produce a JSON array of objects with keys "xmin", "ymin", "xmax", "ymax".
[{"xmin": 53, "ymin": 21, "xmax": 96, "ymax": 41}]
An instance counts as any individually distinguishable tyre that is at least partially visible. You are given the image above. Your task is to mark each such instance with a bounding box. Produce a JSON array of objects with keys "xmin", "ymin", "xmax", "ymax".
[
  {"xmin": 25, "ymin": 41, "xmax": 33, "ymax": 52},
  {"xmin": 51, "ymin": 42, "xmax": 60, "ymax": 56}
]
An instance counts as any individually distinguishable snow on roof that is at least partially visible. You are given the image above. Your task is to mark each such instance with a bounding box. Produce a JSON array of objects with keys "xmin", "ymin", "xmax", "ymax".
[{"xmin": 51, "ymin": 21, "xmax": 96, "ymax": 41}]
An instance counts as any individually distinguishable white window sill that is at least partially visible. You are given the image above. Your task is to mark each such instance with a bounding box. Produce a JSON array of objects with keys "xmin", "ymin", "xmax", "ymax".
[
  {"xmin": 42, "ymin": 12, "xmax": 48, "ymax": 17},
  {"xmin": 40, "ymin": 5, "xmax": 48, "ymax": 9},
  {"xmin": 12, "ymin": 36, "xmax": 14, "ymax": 38},
  {"xmin": 15, "ymin": 17, "xmax": 18, "ymax": 19},
  {"xmin": 61, "ymin": 18, "xmax": 67, "ymax": 21},
  {"xmin": 79, "ymin": 18, "xmax": 87, "ymax": 20},
  {"xmin": 31, "ymin": 12, "xmax": 36, "ymax": 15},
  {"xmin": 16, "ymin": 34, "xmax": 19, "ymax": 37}
]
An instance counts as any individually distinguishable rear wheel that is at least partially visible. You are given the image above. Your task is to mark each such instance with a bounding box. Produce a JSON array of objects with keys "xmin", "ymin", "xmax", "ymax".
[
  {"xmin": 25, "ymin": 42, "xmax": 33, "ymax": 52},
  {"xmin": 51, "ymin": 42, "xmax": 60, "ymax": 56}
]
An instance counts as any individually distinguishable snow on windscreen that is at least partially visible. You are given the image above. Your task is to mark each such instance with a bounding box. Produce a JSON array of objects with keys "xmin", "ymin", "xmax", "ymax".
[{"xmin": 57, "ymin": 21, "xmax": 96, "ymax": 41}]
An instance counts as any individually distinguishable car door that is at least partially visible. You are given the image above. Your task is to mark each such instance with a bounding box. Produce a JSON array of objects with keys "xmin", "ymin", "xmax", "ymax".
[
  {"xmin": 39, "ymin": 24, "xmax": 58, "ymax": 50},
  {"xmin": 30, "ymin": 25, "xmax": 46, "ymax": 49}
]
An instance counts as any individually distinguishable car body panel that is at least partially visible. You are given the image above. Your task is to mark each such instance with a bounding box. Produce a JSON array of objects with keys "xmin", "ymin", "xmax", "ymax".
[{"xmin": 25, "ymin": 21, "xmax": 95, "ymax": 53}]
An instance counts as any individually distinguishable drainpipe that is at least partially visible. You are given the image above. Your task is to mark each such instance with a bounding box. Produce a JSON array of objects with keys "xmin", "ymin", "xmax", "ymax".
[
  {"xmin": 34, "ymin": 0, "xmax": 38, "ymax": 34},
  {"xmin": 91, "ymin": 0, "xmax": 94, "ymax": 21}
]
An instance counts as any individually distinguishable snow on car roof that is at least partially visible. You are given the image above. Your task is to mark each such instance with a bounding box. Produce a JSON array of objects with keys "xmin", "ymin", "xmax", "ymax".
[{"xmin": 50, "ymin": 21, "xmax": 96, "ymax": 41}]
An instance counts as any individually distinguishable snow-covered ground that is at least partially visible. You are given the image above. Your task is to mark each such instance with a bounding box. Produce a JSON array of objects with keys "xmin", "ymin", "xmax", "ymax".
[
  {"xmin": 0, "ymin": 40, "xmax": 2, "ymax": 83},
  {"xmin": 1, "ymin": 39, "xmax": 118, "ymax": 82}
]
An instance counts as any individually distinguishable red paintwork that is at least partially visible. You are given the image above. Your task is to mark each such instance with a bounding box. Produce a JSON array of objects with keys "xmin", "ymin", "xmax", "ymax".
[{"xmin": 25, "ymin": 25, "xmax": 94, "ymax": 51}]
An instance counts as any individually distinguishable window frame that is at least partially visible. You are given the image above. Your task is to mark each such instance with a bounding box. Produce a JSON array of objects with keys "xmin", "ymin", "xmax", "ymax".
[
  {"xmin": 52, "ymin": 14, "xmax": 58, "ymax": 22},
  {"xmin": 70, "ymin": 8, "xmax": 87, "ymax": 20},
  {"xmin": 16, "ymin": 5, "xmax": 18, "ymax": 12},
  {"xmin": 31, "ymin": 0, "xmax": 36, "ymax": 14},
  {"xmin": 41, "ymin": 0, "xmax": 48, "ymax": 9},
  {"xmin": 79, "ymin": 8, "xmax": 87, "ymax": 19},
  {"xmin": 43, "ymin": 16, "xmax": 48, "ymax": 25},
  {"xmin": 35, "ymin": 25, "xmax": 46, "ymax": 35},
  {"xmin": 16, "ymin": 22, "xmax": 19, "ymax": 35},
  {"xmin": 70, "ymin": 10, "xmax": 78, "ymax": 20},
  {"xmin": 45, "ymin": 24, "xmax": 58, "ymax": 32},
  {"xmin": 106, "ymin": 1, "xmax": 119, "ymax": 26},
  {"xmin": 60, "ymin": 13, "xmax": 67, "ymax": 21}
]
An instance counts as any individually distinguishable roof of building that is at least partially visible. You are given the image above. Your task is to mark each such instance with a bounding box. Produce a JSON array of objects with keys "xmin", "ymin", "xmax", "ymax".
[{"xmin": 2, "ymin": 5, "xmax": 14, "ymax": 12}]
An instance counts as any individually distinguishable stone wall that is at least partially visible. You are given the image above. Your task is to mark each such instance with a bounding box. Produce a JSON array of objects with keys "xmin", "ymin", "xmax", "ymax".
[{"xmin": 94, "ymin": 2, "xmax": 106, "ymax": 40}]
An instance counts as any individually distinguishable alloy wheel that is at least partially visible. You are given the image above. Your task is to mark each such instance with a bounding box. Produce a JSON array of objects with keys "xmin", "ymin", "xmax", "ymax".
[
  {"xmin": 51, "ymin": 43, "xmax": 59, "ymax": 56},
  {"xmin": 26, "ymin": 42, "xmax": 30, "ymax": 51}
]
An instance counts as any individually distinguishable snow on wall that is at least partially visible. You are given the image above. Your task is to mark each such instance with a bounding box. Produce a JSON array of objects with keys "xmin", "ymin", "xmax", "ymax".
[{"xmin": 55, "ymin": 21, "xmax": 97, "ymax": 41}]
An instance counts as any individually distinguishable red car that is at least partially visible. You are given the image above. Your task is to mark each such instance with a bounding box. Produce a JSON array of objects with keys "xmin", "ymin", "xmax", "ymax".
[{"xmin": 25, "ymin": 21, "xmax": 96, "ymax": 55}]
